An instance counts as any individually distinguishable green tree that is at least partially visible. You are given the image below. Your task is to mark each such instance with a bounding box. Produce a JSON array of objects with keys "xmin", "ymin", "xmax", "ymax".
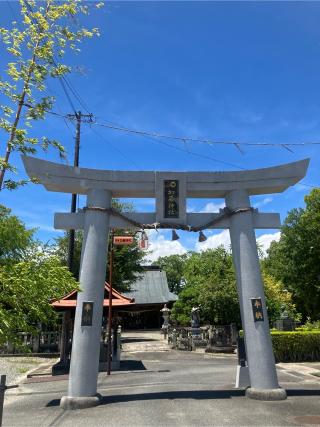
[
  {"xmin": 0, "ymin": 0, "xmax": 101, "ymax": 190},
  {"xmin": 0, "ymin": 253, "xmax": 78, "ymax": 346},
  {"xmin": 53, "ymin": 230, "xmax": 82, "ymax": 279},
  {"xmin": 263, "ymin": 273, "xmax": 299, "ymax": 323},
  {"xmin": 263, "ymin": 189, "xmax": 320, "ymax": 320},
  {"xmin": 170, "ymin": 247, "xmax": 297, "ymax": 326},
  {"xmin": 0, "ymin": 204, "xmax": 34, "ymax": 264},
  {"xmin": 0, "ymin": 206, "xmax": 77, "ymax": 345},
  {"xmin": 171, "ymin": 248, "xmax": 240, "ymax": 326},
  {"xmin": 154, "ymin": 253, "xmax": 189, "ymax": 294}
]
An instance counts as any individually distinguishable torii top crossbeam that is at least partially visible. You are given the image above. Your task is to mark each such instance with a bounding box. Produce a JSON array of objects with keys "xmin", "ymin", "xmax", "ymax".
[
  {"xmin": 22, "ymin": 156, "xmax": 309, "ymax": 198},
  {"xmin": 22, "ymin": 156, "xmax": 309, "ymax": 231}
]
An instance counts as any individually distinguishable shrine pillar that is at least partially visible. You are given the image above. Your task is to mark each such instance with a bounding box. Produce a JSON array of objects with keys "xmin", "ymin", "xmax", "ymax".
[
  {"xmin": 61, "ymin": 189, "xmax": 111, "ymax": 409},
  {"xmin": 225, "ymin": 189, "xmax": 286, "ymax": 400}
]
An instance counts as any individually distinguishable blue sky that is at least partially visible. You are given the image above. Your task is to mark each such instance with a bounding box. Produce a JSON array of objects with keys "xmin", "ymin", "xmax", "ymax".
[{"xmin": 1, "ymin": 1, "xmax": 320, "ymax": 260}]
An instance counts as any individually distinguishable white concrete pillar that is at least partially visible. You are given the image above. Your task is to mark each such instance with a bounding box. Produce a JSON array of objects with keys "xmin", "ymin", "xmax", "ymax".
[
  {"xmin": 225, "ymin": 190, "xmax": 286, "ymax": 400},
  {"xmin": 61, "ymin": 189, "xmax": 111, "ymax": 409}
]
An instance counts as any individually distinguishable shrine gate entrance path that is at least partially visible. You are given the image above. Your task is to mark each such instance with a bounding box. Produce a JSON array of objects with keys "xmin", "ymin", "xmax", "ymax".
[{"xmin": 3, "ymin": 333, "xmax": 320, "ymax": 426}]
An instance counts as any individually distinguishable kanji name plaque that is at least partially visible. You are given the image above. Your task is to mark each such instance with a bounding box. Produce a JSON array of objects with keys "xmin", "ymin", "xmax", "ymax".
[
  {"xmin": 251, "ymin": 298, "xmax": 264, "ymax": 322},
  {"xmin": 155, "ymin": 173, "xmax": 186, "ymax": 225},
  {"xmin": 164, "ymin": 180, "xmax": 179, "ymax": 218},
  {"xmin": 81, "ymin": 301, "xmax": 94, "ymax": 326}
]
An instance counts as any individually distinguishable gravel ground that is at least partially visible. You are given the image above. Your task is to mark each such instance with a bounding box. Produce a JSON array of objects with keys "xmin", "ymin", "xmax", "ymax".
[{"xmin": 0, "ymin": 357, "xmax": 56, "ymax": 385}]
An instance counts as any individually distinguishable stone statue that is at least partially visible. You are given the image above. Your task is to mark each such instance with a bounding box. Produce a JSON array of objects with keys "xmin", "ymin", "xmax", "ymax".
[
  {"xmin": 161, "ymin": 304, "xmax": 170, "ymax": 329},
  {"xmin": 191, "ymin": 306, "xmax": 200, "ymax": 328}
]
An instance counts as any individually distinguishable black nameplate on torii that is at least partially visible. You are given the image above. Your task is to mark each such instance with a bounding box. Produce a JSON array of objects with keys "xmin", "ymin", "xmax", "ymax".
[
  {"xmin": 81, "ymin": 302, "xmax": 94, "ymax": 326},
  {"xmin": 251, "ymin": 298, "xmax": 264, "ymax": 322},
  {"xmin": 164, "ymin": 180, "xmax": 179, "ymax": 218}
]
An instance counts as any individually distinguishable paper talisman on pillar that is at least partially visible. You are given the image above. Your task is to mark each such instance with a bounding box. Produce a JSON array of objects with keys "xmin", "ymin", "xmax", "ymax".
[
  {"xmin": 155, "ymin": 173, "xmax": 186, "ymax": 225},
  {"xmin": 81, "ymin": 302, "xmax": 94, "ymax": 326},
  {"xmin": 251, "ymin": 298, "xmax": 264, "ymax": 322}
]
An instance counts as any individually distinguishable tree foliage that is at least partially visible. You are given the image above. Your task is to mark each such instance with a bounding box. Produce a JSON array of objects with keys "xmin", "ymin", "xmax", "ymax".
[
  {"xmin": 0, "ymin": 253, "xmax": 78, "ymax": 346},
  {"xmin": 159, "ymin": 248, "xmax": 298, "ymax": 327},
  {"xmin": 171, "ymin": 248, "xmax": 240, "ymax": 326},
  {"xmin": 263, "ymin": 273, "xmax": 298, "ymax": 322},
  {"xmin": 0, "ymin": 205, "xmax": 77, "ymax": 345},
  {"xmin": 0, "ymin": 204, "xmax": 34, "ymax": 264},
  {"xmin": 0, "ymin": 0, "xmax": 102, "ymax": 190},
  {"xmin": 263, "ymin": 189, "xmax": 320, "ymax": 320},
  {"xmin": 154, "ymin": 253, "xmax": 189, "ymax": 294}
]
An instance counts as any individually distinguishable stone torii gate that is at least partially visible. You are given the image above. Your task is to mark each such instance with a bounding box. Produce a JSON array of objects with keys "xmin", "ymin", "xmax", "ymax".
[{"xmin": 22, "ymin": 155, "xmax": 309, "ymax": 409}]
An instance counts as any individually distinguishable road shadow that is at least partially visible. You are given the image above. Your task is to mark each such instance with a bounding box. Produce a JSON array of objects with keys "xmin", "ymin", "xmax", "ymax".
[
  {"xmin": 101, "ymin": 389, "xmax": 246, "ymax": 404},
  {"xmin": 121, "ymin": 338, "xmax": 157, "ymax": 343},
  {"xmin": 118, "ymin": 360, "xmax": 146, "ymax": 371},
  {"xmin": 47, "ymin": 388, "xmax": 320, "ymax": 407},
  {"xmin": 46, "ymin": 389, "xmax": 245, "ymax": 407},
  {"xmin": 286, "ymin": 389, "xmax": 320, "ymax": 396}
]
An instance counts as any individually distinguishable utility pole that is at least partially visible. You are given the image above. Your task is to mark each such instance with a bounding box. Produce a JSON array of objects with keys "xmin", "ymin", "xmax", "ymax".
[{"xmin": 67, "ymin": 111, "xmax": 93, "ymax": 275}]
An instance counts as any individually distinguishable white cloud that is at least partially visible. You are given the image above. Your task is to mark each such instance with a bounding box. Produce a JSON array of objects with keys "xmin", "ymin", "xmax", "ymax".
[
  {"xmin": 256, "ymin": 232, "xmax": 280, "ymax": 256},
  {"xmin": 200, "ymin": 202, "xmax": 225, "ymax": 213},
  {"xmin": 195, "ymin": 229, "xmax": 280, "ymax": 256},
  {"xmin": 195, "ymin": 229, "xmax": 231, "ymax": 252},
  {"xmin": 142, "ymin": 228, "xmax": 281, "ymax": 264},
  {"xmin": 253, "ymin": 197, "xmax": 273, "ymax": 209},
  {"xmin": 143, "ymin": 230, "xmax": 187, "ymax": 263}
]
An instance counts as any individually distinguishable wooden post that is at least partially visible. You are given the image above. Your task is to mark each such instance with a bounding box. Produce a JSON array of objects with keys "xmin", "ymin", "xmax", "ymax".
[
  {"xmin": 60, "ymin": 311, "xmax": 71, "ymax": 364},
  {"xmin": 0, "ymin": 375, "xmax": 5, "ymax": 427}
]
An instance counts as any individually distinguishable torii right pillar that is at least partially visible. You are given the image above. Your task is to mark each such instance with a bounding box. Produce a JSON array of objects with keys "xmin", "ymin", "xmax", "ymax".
[{"xmin": 226, "ymin": 189, "xmax": 286, "ymax": 400}]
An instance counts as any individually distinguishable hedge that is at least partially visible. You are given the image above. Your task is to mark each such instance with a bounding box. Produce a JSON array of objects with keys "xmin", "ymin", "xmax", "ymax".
[{"xmin": 271, "ymin": 331, "xmax": 320, "ymax": 363}]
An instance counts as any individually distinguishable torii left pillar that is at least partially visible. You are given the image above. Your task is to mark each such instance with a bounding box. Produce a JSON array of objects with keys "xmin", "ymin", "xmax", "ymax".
[{"xmin": 61, "ymin": 189, "xmax": 111, "ymax": 410}]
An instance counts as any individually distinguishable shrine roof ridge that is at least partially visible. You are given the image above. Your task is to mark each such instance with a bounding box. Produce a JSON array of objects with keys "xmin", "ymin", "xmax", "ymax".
[{"xmin": 22, "ymin": 156, "xmax": 309, "ymax": 197}]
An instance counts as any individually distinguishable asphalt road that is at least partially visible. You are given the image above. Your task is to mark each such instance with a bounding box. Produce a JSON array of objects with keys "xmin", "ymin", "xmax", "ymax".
[{"xmin": 3, "ymin": 334, "xmax": 320, "ymax": 426}]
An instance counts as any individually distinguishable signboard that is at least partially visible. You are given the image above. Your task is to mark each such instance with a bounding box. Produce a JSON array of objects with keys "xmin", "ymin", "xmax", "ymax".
[
  {"xmin": 251, "ymin": 298, "xmax": 264, "ymax": 322},
  {"xmin": 113, "ymin": 236, "xmax": 134, "ymax": 245},
  {"xmin": 81, "ymin": 302, "xmax": 94, "ymax": 326},
  {"xmin": 164, "ymin": 180, "xmax": 179, "ymax": 218}
]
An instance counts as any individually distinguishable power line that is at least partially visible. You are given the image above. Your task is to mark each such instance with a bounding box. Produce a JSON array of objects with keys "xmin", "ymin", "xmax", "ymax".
[
  {"xmin": 56, "ymin": 75, "xmax": 77, "ymax": 114},
  {"xmin": 20, "ymin": 103, "xmax": 320, "ymax": 187},
  {"xmin": 89, "ymin": 116, "xmax": 245, "ymax": 169},
  {"xmin": 45, "ymin": 81, "xmax": 75, "ymax": 138},
  {"xmin": 25, "ymin": 104, "xmax": 320, "ymax": 153},
  {"xmin": 88, "ymin": 126, "xmax": 142, "ymax": 170},
  {"xmin": 92, "ymin": 120, "xmax": 320, "ymax": 149},
  {"xmin": 35, "ymin": 108, "xmax": 320, "ymax": 149},
  {"xmin": 61, "ymin": 73, "xmax": 92, "ymax": 115}
]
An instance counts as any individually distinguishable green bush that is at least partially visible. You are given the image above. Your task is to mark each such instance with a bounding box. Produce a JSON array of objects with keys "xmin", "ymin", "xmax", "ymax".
[
  {"xmin": 271, "ymin": 331, "xmax": 320, "ymax": 362},
  {"xmin": 300, "ymin": 318, "xmax": 320, "ymax": 331}
]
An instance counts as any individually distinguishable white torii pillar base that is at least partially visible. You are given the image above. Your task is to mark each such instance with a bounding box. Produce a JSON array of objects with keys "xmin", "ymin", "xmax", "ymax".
[
  {"xmin": 60, "ymin": 189, "xmax": 111, "ymax": 410},
  {"xmin": 226, "ymin": 190, "xmax": 286, "ymax": 401}
]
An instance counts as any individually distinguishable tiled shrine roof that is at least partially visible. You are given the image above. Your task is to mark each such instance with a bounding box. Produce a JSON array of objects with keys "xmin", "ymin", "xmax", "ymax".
[
  {"xmin": 123, "ymin": 267, "xmax": 178, "ymax": 305},
  {"xmin": 51, "ymin": 283, "xmax": 135, "ymax": 309}
]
